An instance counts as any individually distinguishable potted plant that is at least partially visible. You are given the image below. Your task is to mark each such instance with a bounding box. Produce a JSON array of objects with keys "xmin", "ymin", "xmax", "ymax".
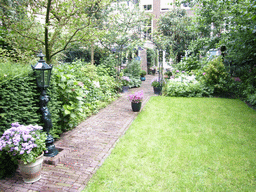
[
  {"xmin": 151, "ymin": 66, "xmax": 156, "ymax": 75},
  {"xmin": 0, "ymin": 122, "xmax": 47, "ymax": 183},
  {"xmin": 121, "ymin": 76, "xmax": 131, "ymax": 93},
  {"xmin": 151, "ymin": 77, "xmax": 162, "ymax": 95},
  {"xmin": 140, "ymin": 70, "xmax": 146, "ymax": 81},
  {"xmin": 128, "ymin": 90, "xmax": 144, "ymax": 112}
]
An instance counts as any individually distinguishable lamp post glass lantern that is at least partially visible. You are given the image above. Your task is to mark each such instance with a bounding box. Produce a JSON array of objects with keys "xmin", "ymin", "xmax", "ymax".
[{"xmin": 31, "ymin": 51, "xmax": 58, "ymax": 157}]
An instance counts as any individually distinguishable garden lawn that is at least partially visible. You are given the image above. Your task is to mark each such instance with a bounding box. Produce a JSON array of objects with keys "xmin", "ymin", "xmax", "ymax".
[{"xmin": 84, "ymin": 97, "xmax": 256, "ymax": 191}]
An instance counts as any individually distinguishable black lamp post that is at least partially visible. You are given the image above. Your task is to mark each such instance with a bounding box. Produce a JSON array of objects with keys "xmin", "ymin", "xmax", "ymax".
[
  {"xmin": 158, "ymin": 48, "xmax": 164, "ymax": 87},
  {"xmin": 31, "ymin": 51, "xmax": 58, "ymax": 157}
]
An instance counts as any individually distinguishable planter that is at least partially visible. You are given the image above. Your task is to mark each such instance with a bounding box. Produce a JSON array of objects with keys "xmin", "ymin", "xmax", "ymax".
[
  {"xmin": 140, "ymin": 77, "xmax": 146, "ymax": 81},
  {"xmin": 18, "ymin": 153, "xmax": 44, "ymax": 183},
  {"xmin": 122, "ymin": 86, "xmax": 129, "ymax": 93},
  {"xmin": 153, "ymin": 87, "xmax": 162, "ymax": 95},
  {"xmin": 131, "ymin": 102, "xmax": 142, "ymax": 112}
]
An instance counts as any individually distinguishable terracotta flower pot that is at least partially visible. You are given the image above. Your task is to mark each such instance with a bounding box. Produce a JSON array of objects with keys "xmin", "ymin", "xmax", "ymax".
[{"xmin": 18, "ymin": 153, "xmax": 44, "ymax": 183}]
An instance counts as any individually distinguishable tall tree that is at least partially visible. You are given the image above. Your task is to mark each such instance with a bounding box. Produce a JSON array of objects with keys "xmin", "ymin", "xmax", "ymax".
[
  {"xmin": 98, "ymin": 2, "xmax": 146, "ymax": 56},
  {"xmin": 1, "ymin": 0, "xmax": 110, "ymax": 63},
  {"xmin": 157, "ymin": 8, "xmax": 197, "ymax": 63},
  {"xmin": 181, "ymin": 0, "xmax": 256, "ymax": 71}
]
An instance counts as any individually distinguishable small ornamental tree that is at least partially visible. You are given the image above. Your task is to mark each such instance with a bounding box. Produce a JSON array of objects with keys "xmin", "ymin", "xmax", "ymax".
[{"xmin": 202, "ymin": 57, "xmax": 230, "ymax": 94}]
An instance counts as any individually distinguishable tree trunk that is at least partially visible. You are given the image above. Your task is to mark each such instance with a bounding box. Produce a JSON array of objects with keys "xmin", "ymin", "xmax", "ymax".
[
  {"xmin": 91, "ymin": 43, "xmax": 94, "ymax": 65},
  {"xmin": 45, "ymin": 0, "xmax": 52, "ymax": 63}
]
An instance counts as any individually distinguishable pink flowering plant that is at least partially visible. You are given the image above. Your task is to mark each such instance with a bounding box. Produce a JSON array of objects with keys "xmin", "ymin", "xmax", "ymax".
[
  {"xmin": 128, "ymin": 90, "xmax": 144, "ymax": 103},
  {"xmin": 0, "ymin": 122, "xmax": 47, "ymax": 164},
  {"xmin": 121, "ymin": 76, "xmax": 131, "ymax": 86}
]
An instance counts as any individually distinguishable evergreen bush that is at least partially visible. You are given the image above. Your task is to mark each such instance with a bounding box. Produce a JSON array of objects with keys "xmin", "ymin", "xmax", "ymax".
[
  {"xmin": 202, "ymin": 57, "xmax": 231, "ymax": 94},
  {"xmin": 0, "ymin": 73, "xmax": 40, "ymax": 135}
]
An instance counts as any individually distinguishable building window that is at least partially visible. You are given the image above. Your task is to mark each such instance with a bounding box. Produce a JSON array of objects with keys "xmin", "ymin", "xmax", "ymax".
[
  {"xmin": 143, "ymin": 4, "xmax": 152, "ymax": 11},
  {"xmin": 143, "ymin": 18, "xmax": 152, "ymax": 40},
  {"xmin": 141, "ymin": 0, "xmax": 153, "ymax": 11},
  {"xmin": 161, "ymin": 0, "xmax": 173, "ymax": 11}
]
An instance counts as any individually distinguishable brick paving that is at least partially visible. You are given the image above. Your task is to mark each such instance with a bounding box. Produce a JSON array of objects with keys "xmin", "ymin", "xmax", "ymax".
[{"xmin": 0, "ymin": 75, "xmax": 156, "ymax": 192}]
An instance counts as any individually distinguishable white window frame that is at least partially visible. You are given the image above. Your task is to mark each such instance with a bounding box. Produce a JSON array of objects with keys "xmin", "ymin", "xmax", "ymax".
[{"xmin": 160, "ymin": 0, "xmax": 173, "ymax": 12}]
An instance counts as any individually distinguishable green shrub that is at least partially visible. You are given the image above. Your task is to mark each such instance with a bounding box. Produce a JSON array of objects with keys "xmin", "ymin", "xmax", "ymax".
[
  {"xmin": 177, "ymin": 55, "xmax": 202, "ymax": 72},
  {"xmin": 97, "ymin": 55, "xmax": 117, "ymax": 77},
  {"xmin": 163, "ymin": 81, "xmax": 213, "ymax": 97},
  {"xmin": 129, "ymin": 77, "xmax": 142, "ymax": 88},
  {"xmin": 0, "ymin": 60, "xmax": 119, "ymax": 176},
  {"xmin": 123, "ymin": 60, "xmax": 142, "ymax": 88},
  {"xmin": 201, "ymin": 57, "xmax": 231, "ymax": 94},
  {"xmin": 124, "ymin": 60, "xmax": 141, "ymax": 78},
  {"xmin": 0, "ymin": 73, "xmax": 41, "ymax": 135},
  {"xmin": 140, "ymin": 70, "xmax": 146, "ymax": 77},
  {"xmin": 0, "ymin": 60, "xmax": 119, "ymax": 137},
  {"xmin": 147, "ymin": 48, "xmax": 156, "ymax": 69},
  {"xmin": 0, "ymin": 48, "xmax": 37, "ymax": 67},
  {"xmin": 164, "ymin": 71, "xmax": 172, "ymax": 78},
  {"xmin": 0, "ymin": 62, "xmax": 31, "ymax": 82},
  {"xmin": 52, "ymin": 62, "xmax": 119, "ymax": 131},
  {"xmin": 60, "ymin": 45, "xmax": 109, "ymax": 65},
  {"xmin": 247, "ymin": 92, "xmax": 256, "ymax": 107}
]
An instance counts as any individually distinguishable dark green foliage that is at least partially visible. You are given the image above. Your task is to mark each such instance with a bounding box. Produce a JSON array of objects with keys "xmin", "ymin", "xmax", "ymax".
[
  {"xmin": 0, "ymin": 60, "xmax": 119, "ymax": 137},
  {"xmin": 140, "ymin": 70, "xmax": 146, "ymax": 77},
  {"xmin": 0, "ymin": 150, "xmax": 18, "ymax": 179},
  {"xmin": 177, "ymin": 55, "xmax": 203, "ymax": 72},
  {"xmin": 0, "ymin": 62, "xmax": 31, "ymax": 82},
  {"xmin": 146, "ymin": 48, "xmax": 156, "ymax": 70},
  {"xmin": 164, "ymin": 71, "xmax": 172, "ymax": 78},
  {"xmin": 47, "ymin": 78, "xmax": 63, "ymax": 138},
  {"xmin": 202, "ymin": 57, "xmax": 231, "ymax": 94},
  {"xmin": 123, "ymin": 60, "xmax": 141, "ymax": 78},
  {"xmin": 123, "ymin": 60, "xmax": 142, "ymax": 88},
  {"xmin": 97, "ymin": 55, "xmax": 117, "ymax": 77},
  {"xmin": 0, "ymin": 73, "xmax": 41, "ymax": 135},
  {"xmin": 158, "ymin": 8, "xmax": 197, "ymax": 63},
  {"xmin": 61, "ymin": 46, "xmax": 109, "ymax": 65},
  {"xmin": 184, "ymin": 0, "xmax": 256, "ymax": 106},
  {"xmin": 49, "ymin": 61, "xmax": 118, "ymax": 132}
]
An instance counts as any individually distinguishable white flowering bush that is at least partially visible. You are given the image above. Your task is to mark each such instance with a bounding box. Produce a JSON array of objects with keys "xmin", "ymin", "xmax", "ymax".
[
  {"xmin": 163, "ymin": 71, "xmax": 213, "ymax": 97},
  {"xmin": 0, "ymin": 122, "xmax": 47, "ymax": 164}
]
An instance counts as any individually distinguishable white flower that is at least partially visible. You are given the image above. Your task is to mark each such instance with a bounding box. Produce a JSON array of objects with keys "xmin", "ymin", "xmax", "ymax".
[{"xmin": 93, "ymin": 81, "xmax": 100, "ymax": 88}]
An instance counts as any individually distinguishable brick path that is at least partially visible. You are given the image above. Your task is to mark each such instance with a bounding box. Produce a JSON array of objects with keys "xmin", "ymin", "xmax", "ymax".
[{"xmin": 0, "ymin": 75, "xmax": 156, "ymax": 192}]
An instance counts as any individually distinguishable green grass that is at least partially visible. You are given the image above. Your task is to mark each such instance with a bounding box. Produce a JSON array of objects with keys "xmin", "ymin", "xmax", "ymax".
[{"xmin": 84, "ymin": 97, "xmax": 256, "ymax": 191}]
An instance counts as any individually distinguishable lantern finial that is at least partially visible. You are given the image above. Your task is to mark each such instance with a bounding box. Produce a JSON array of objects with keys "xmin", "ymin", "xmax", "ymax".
[{"xmin": 37, "ymin": 50, "xmax": 45, "ymax": 62}]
